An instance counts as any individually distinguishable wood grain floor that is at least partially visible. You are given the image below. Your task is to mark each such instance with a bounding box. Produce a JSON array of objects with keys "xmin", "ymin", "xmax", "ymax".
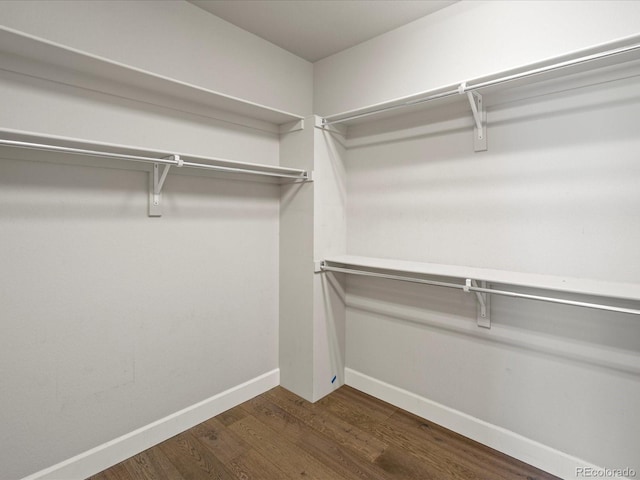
[{"xmin": 89, "ymin": 386, "xmax": 559, "ymax": 480}]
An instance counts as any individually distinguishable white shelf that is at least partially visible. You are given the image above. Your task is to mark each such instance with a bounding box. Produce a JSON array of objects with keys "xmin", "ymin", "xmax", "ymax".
[
  {"xmin": 0, "ymin": 27, "xmax": 304, "ymax": 130},
  {"xmin": 321, "ymin": 33, "xmax": 640, "ymax": 128},
  {"xmin": 323, "ymin": 255, "xmax": 640, "ymax": 303},
  {"xmin": 0, "ymin": 129, "xmax": 308, "ymax": 180},
  {"xmin": 0, "ymin": 129, "xmax": 310, "ymax": 217}
]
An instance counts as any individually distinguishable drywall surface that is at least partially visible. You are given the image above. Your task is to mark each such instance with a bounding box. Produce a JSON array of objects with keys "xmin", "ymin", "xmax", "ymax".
[
  {"xmin": 279, "ymin": 118, "xmax": 347, "ymax": 403},
  {"xmin": 0, "ymin": 0, "xmax": 313, "ymax": 116},
  {"xmin": 314, "ymin": 0, "xmax": 640, "ymax": 115},
  {"xmin": 312, "ymin": 124, "xmax": 347, "ymax": 401},
  {"xmin": 344, "ymin": 67, "xmax": 640, "ymax": 472},
  {"xmin": 0, "ymin": 57, "xmax": 281, "ymax": 480},
  {"xmin": 279, "ymin": 120, "xmax": 315, "ymax": 401}
]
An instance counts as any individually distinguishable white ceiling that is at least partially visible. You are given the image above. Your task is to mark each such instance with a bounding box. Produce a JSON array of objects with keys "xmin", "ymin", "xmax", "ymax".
[{"xmin": 188, "ymin": 0, "xmax": 458, "ymax": 62}]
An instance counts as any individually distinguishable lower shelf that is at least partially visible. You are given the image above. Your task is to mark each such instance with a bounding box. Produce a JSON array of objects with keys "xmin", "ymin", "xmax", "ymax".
[{"xmin": 321, "ymin": 255, "xmax": 640, "ymax": 316}]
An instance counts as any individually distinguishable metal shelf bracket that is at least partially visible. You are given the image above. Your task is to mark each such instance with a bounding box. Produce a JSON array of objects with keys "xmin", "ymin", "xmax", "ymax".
[
  {"xmin": 149, "ymin": 154, "xmax": 183, "ymax": 217},
  {"xmin": 465, "ymin": 278, "xmax": 491, "ymax": 328},
  {"xmin": 459, "ymin": 84, "xmax": 487, "ymax": 152}
]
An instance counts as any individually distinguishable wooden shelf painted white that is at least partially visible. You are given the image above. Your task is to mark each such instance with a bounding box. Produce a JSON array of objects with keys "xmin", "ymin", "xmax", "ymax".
[
  {"xmin": 0, "ymin": 27, "xmax": 304, "ymax": 130},
  {"xmin": 0, "ymin": 128, "xmax": 308, "ymax": 181},
  {"xmin": 322, "ymin": 34, "xmax": 640, "ymax": 128},
  {"xmin": 323, "ymin": 255, "xmax": 640, "ymax": 302}
]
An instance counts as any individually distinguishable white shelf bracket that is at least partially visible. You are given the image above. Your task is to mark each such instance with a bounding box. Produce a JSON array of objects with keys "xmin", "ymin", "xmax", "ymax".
[
  {"xmin": 149, "ymin": 155, "xmax": 182, "ymax": 217},
  {"xmin": 465, "ymin": 278, "xmax": 491, "ymax": 328},
  {"xmin": 459, "ymin": 83, "xmax": 487, "ymax": 152},
  {"xmin": 316, "ymin": 116, "xmax": 348, "ymax": 136}
]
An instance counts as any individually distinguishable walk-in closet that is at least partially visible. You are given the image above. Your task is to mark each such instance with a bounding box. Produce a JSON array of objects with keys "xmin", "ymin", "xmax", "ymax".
[{"xmin": 1, "ymin": 2, "xmax": 639, "ymax": 479}]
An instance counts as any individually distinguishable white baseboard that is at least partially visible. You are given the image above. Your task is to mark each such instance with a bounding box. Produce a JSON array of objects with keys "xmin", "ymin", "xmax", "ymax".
[
  {"xmin": 22, "ymin": 369, "xmax": 280, "ymax": 480},
  {"xmin": 345, "ymin": 368, "xmax": 610, "ymax": 480}
]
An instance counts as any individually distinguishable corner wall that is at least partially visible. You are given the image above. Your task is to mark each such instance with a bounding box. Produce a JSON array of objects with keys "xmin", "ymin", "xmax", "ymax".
[
  {"xmin": 344, "ymin": 69, "xmax": 640, "ymax": 480},
  {"xmin": 0, "ymin": 0, "xmax": 313, "ymax": 115},
  {"xmin": 314, "ymin": 0, "xmax": 640, "ymax": 115},
  {"xmin": 0, "ymin": 2, "xmax": 313, "ymax": 478},
  {"xmin": 280, "ymin": 117, "xmax": 347, "ymax": 403},
  {"xmin": 313, "ymin": 1, "xmax": 640, "ymax": 477}
]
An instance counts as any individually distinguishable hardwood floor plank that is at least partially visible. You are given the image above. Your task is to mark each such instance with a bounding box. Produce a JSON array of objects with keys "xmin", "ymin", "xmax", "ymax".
[
  {"xmin": 267, "ymin": 387, "xmax": 388, "ymax": 462},
  {"xmin": 92, "ymin": 463, "xmax": 133, "ymax": 480},
  {"xmin": 122, "ymin": 450, "xmax": 185, "ymax": 480},
  {"xmin": 225, "ymin": 450, "xmax": 296, "ymax": 480},
  {"xmin": 228, "ymin": 414, "xmax": 345, "ymax": 479},
  {"xmin": 87, "ymin": 473, "xmax": 109, "ymax": 480},
  {"xmin": 322, "ymin": 387, "xmax": 552, "ymax": 480},
  {"xmin": 372, "ymin": 416, "xmax": 495, "ymax": 480},
  {"xmin": 242, "ymin": 398, "xmax": 307, "ymax": 438},
  {"xmin": 215, "ymin": 404, "xmax": 250, "ymax": 427},
  {"xmin": 191, "ymin": 417, "xmax": 248, "ymax": 464},
  {"xmin": 245, "ymin": 398, "xmax": 389, "ymax": 480},
  {"xmin": 387, "ymin": 409, "xmax": 557, "ymax": 480},
  {"xmin": 90, "ymin": 385, "xmax": 560, "ymax": 480},
  {"xmin": 328, "ymin": 386, "xmax": 397, "ymax": 422},
  {"xmin": 315, "ymin": 388, "xmax": 395, "ymax": 432},
  {"xmin": 294, "ymin": 424, "xmax": 391, "ymax": 480},
  {"xmin": 158, "ymin": 432, "xmax": 236, "ymax": 480},
  {"xmin": 373, "ymin": 410, "xmax": 558, "ymax": 480},
  {"xmin": 322, "ymin": 391, "xmax": 525, "ymax": 480},
  {"xmin": 374, "ymin": 445, "xmax": 446, "ymax": 480}
]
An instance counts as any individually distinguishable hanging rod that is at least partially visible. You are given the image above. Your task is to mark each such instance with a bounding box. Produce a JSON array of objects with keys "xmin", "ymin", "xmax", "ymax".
[
  {"xmin": 320, "ymin": 263, "xmax": 640, "ymax": 316},
  {"xmin": 322, "ymin": 38, "xmax": 640, "ymax": 127},
  {"xmin": 0, "ymin": 139, "xmax": 309, "ymax": 181},
  {"xmin": 323, "ymin": 88, "xmax": 460, "ymax": 126}
]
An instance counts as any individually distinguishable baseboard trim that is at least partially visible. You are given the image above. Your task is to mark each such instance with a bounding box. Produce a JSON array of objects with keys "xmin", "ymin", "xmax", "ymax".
[
  {"xmin": 22, "ymin": 369, "xmax": 280, "ymax": 480},
  {"xmin": 345, "ymin": 368, "xmax": 607, "ymax": 480}
]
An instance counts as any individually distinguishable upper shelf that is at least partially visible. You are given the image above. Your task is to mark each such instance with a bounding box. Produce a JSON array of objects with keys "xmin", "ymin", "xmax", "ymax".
[
  {"xmin": 0, "ymin": 27, "xmax": 304, "ymax": 130},
  {"xmin": 322, "ymin": 255, "xmax": 640, "ymax": 303},
  {"xmin": 0, "ymin": 128, "xmax": 310, "ymax": 217},
  {"xmin": 0, "ymin": 128, "xmax": 309, "ymax": 181},
  {"xmin": 321, "ymin": 33, "xmax": 640, "ymax": 128}
]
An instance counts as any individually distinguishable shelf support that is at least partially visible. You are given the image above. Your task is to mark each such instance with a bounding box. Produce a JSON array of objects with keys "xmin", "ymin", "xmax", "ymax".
[
  {"xmin": 149, "ymin": 155, "xmax": 183, "ymax": 217},
  {"xmin": 459, "ymin": 84, "xmax": 487, "ymax": 152},
  {"xmin": 316, "ymin": 116, "xmax": 348, "ymax": 136},
  {"xmin": 465, "ymin": 279, "xmax": 491, "ymax": 328}
]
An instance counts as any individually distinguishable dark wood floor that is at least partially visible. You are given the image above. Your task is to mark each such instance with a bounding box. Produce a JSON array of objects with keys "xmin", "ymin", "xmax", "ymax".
[{"xmin": 89, "ymin": 386, "xmax": 559, "ymax": 480}]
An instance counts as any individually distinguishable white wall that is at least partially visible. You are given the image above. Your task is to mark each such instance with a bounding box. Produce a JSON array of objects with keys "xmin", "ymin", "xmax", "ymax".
[
  {"xmin": 314, "ymin": 0, "xmax": 640, "ymax": 475},
  {"xmin": 0, "ymin": 0, "xmax": 313, "ymax": 116},
  {"xmin": 279, "ymin": 119, "xmax": 347, "ymax": 403},
  {"xmin": 346, "ymin": 73, "xmax": 640, "ymax": 281},
  {"xmin": 279, "ymin": 118, "xmax": 315, "ymax": 401},
  {"xmin": 314, "ymin": 0, "xmax": 640, "ymax": 115},
  {"xmin": 313, "ymin": 124, "xmax": 348, "ymax": 401},
  {"xmin": 0, "ymin": 2, "xmax": 312, "ymax": 478},
  {"xmin": 3, "ymin": 0, "xmax": 639, "ymax": 477},
  {"xmin": 344, "ymin": 72, "xmax": 640, "ymax": 473},
  {"xmin": 0, "ymin": 153, "xmax": 280, "ymax": 480}
]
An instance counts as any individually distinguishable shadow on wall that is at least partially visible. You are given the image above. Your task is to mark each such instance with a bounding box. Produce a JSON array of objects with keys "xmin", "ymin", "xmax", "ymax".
[
  {"xmin": 345, "ymin": 275, "xmax": 640, "ymax": 377},
  {"xmin": 321, "ymin": 271, "xmax": 347, "ymax": 388},
  {"xmin": 0, "ymin": 150, "xmax": 280, "ymax": 220},
  {"xmin": 345, "ymin": 63, "xmax": 640, "ymax": 152},
  {"xmin": 0, "ymin": 66, "xmax": 278, "ymax": 148},
  {"xmin": 344, "ymin": 71, "xmax": 640, "ymax": 282}
]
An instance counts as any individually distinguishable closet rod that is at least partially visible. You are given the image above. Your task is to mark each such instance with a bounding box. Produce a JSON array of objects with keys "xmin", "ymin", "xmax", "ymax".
[
  {"xmin": 321, "ymin": 264, "xmax": 640, "ymax": 316},
  {"xmin": 0, "ymin": 139, "xmax": 309, "ymax": 181},
  {"xmin": 323, "ymin": 88, "xmax": 460, "ymax": 126},
  {"xmin": 466, "ymin": 41, "xmax": 640, "ymax": 91},
  {"xmin": 322, "ymin": 39, "xmax": 640, "ymax": 127}
]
